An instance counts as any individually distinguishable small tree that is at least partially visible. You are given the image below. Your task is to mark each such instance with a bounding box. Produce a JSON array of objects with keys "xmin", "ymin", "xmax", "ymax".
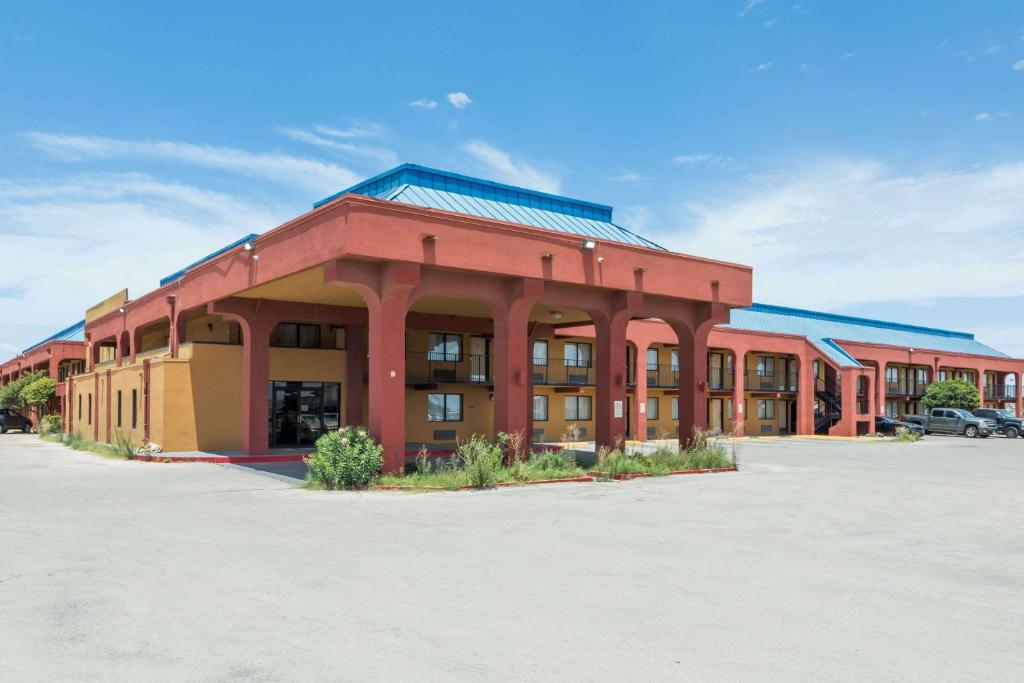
[
  {"xmin": 0, "ymin": 371, "xmax": 44, "ymax": 411},
  {"xmin": 921, "ymin": 379, "xmax": 980, "ymax": 411},
  {"xmin": 21, "ymin": 376, "xmax": 56, "ymax": 415}
]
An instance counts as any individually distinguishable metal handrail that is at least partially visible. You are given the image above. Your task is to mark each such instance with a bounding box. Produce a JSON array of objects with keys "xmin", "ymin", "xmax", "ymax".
[
  {"xmin": 532, "ymin": 357, "xmax": 595, "ymax": 386},
  {"xmin": 746, "ymin": 370, "xmax": 799, "ymax": 392},
  {"xmin": 407, "ymin": 352, "xmax": 491, "ymax": 384}
]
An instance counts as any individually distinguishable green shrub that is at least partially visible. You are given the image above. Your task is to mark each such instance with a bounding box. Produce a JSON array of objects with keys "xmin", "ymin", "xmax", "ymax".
[
  {"xmin": 921, "ymin": 380, "xmax": 980, "ymax": 411},
  {"xmin": 112, "ymin": 429, "xmax": 136, "ymax": 459},
  {"xmin": 305, "ymin": 426, "xmax": 383, "ymax": 489},
  {"xmin": 454, "ymin": 434, "xmax": 503, "ymax": 488},
  {"xmin": 21, "ymin": 377, "xmax": 56, "ymax": 413},
  {"xmin": 40, "ymin": 414, "xmax": 62, "ymax": 436},
  {"xmin": 65, "ymin": 432, "xmax": 86, "ymax": 449},
  {"xmin": 894, "ymin": 426, "xmax": 922, "ymax": 442}
]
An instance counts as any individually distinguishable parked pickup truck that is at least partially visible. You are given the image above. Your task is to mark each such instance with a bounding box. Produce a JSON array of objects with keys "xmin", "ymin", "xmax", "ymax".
[
  {"xmin": 904, "ymin": 408, "xmax": 997, "ymax": 438},
  {"xmin": 971, "ymin": 408, "xmax": 1023, "ymax": 438}
]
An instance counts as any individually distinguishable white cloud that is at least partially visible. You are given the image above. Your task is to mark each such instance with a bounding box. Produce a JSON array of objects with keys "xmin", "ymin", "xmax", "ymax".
[
  {"xmin": 737, "ymin": 0, "xmax": 764, "ymax": 18},
  {"xmin": 312, "ymin": 122, "xmax": 387, "ymax": 139},
  {"xmin": 24, "ymin": 132, "xmax": 359, "ymax": 193},
  {"xmin": 672, "ymin": 153, "xmax": 733, "ymax": 166},
  {"xmin": 447, "ymin": 92, "xmax": 472, "ymax": 109},
  {"xmin": 0, "ymin": 172, "xmax": 288, "ymax": 354},
  {"xmin": 1013, "ymin": 59, "xmax": 1024, "ymax": 71},
  {"xmin": 656, "ymin": 158, "xmax": 1024, "ymax": 315},
  {"xmin": 409, "ymin": 99, "xmax": 439, "ymax": 109},
  {"xmin": 975, "ymin": 112, "xmax": 993, "ymax": 122},
  {"xmin": 751, "ymin": 62, "xmax": 774, "ymax": 72},
  {"xmin": 608, "ymin": 171, "xmax": 644, "ymax": 182},
  {"xmin": 460, "ymin": 140, "xmax": 561, "ymax": 193},
  {"xmin": 278, "ymin": 126, "xmax": 398, "ymax": 165}
]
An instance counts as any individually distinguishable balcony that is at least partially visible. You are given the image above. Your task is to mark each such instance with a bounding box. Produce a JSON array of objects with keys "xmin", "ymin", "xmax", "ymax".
[
  {"xmin": 407, "ymin": 352, "xmax": 491, "ymax": 385},
  {"xmin": 746, "ymin": 370, "xmax": 798, "ymax": 392},
  {"xmin": 708, "ymin": 368, "xmax": 734, "ymax": 392},
  {"xmin": 985, "ymin": 384, "xmax": 1018, "ymax": 400},
  {"xmin": 885, "ymin": 381, "xmax": 929, "ymax": 397},
  {"xmin": 646, "ymin": 364, "xmax": 679, "ymax": 388},
  {"xmin": 532, "ymin": 358, "xmax": 594, "ymax": 387}
]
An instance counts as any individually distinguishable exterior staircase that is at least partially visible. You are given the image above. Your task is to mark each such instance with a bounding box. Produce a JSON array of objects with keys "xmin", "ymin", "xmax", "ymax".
[{"xmin": 814, "ymin": 377, "xmax": 842, "ymax": 434}]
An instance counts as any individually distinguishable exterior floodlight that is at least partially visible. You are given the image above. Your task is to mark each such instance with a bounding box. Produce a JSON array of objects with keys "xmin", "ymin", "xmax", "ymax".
[
  {"xmin": 550, "ymin": 311, "xmax": 564, "ymax": 320},
  {"xmin": 118, "ymin": 307, "xmax": 126, "ymax": 314},
  {"xmin": 581, "ymin": 238, "xmax": 597, "ymax": 250},
  {"xmin": 243, "ymin": 240, "xmax": 255, "ymax": 251}
]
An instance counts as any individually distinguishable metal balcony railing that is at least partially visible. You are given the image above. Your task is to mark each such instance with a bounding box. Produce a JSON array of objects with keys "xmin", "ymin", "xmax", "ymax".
[
  {"xmin": 746, "ymin": 370, "xmax": 799, "ymax": 392},
  {"xmin": 646, "ymin": 364, "xmax": 679, "ymax": 388},
  {"xmin": 985, "ymin": 384, "xmax": 1018, "ymax": 400},
  {"xmin": 407, "ymin": 352, "xmax": 491, "ymax": 384},
  {"xmin": 885, "ymin": 381, "xmax": 929, "ymax": 397},
  {"xmin": 708, "ymin": 368, "xmax": 734, "ymax": 391},
  {"xmin": 532, "ymin": 358, "xmax": 595, "ymax": 386}
]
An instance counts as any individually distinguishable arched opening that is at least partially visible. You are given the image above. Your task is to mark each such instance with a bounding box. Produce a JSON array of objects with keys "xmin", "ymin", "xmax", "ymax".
[{"xmin": 742, "ymin": 349, "xmax": 799, "ymax": 436}]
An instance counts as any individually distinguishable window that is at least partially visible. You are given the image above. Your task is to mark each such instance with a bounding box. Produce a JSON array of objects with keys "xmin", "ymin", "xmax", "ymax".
[
  {"xmin": 726, "ymin": 398, "xmax": 734, "ymax": 420},
  {"xmin": 938, "ymin": 370, "xmax": 948, "ymax": 382},
  {"xmin": 77, "ymin": 395, "xmax": 82, "ymax": 420},
  {"xmin": 532, "ymin": 395, "xmax": 548, "ymax": 421},
  {"xmin": 670, "ymin": 349, "xmax": 679, "ymax": 371},
  {"xmin": 564, "ymin": 342, "xmax": 592, "ymax": 368},
  {"xmin": 271, "ymin": 323, "xmax": 322, "ymax": 349},
  {"xmin": 647, "ymin": 397, "xmax": 659, "ymax": 419},
  {"xmin": 757, "ymin": 399, "xmax": 775, "ymax": 420},
  {"xmin": 131, "ymin": 389, "xmax": 138, "ymax": 429},
  {"xmin": 427, "ymin": 393, "xmax": 462, "ymax": 422},
  {"xmin": 886, "ymin": 366, "xmax": 898, "ymax": 384},
  {"xmin": 646, "ymin": 348, "xmax": 659, "ymax": 370},
  {"xmin": 87, "ymin": 395, "xmax": 92, "ymax": 425},
  {"xmin": 757, "ymin": 356, "xmax": 775, "ymax": 377},
  {"xmin": 917, "ymin": 368, "xmax": 928, "ymax": 385},
  {"xmin": 886, "ymin": 401, "xmax": 899, "ymax": 418},
  {"xmin": 564, "ymin": 395, "xmax": 593, "ymax": 421},
  {"xmin": 116, "ymin": 390, "xmax": 122, "ymax": 427},
  {"xmin": 332, "ymin": 326, "xmax": 346, "ymax": 350},
  {"xmin": 671, "ymin": 397, "xmax": 679, "ymax": 420},
  {"xmin": 532, "ymin": 341, "xmax": 548, "ymax": 366},
  {"xmin": 428, "ymin": 333, "xmax": 462, "ymax": 361}
]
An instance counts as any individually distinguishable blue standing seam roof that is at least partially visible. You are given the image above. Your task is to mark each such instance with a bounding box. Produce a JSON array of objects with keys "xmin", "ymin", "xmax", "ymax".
[
  {"xmin": 314, "ymin": 163, "xmax": 666, "ymax": 251},
  {"xmin": 159, "ymin": 233, "xmax": 260, "ymax": 287},
  {"xmin": 21, "ymin": 320, "xmax": 85, "ymax": 355},
  {"xmin": 722, "ymin": 303, "xmax": 1009, "ymax": 368}
]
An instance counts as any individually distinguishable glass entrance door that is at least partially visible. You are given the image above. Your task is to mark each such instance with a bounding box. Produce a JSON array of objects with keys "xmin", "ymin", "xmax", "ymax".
[{"xmin": 269, "ymin": 381, "xmax": 341, "ymax": 447}]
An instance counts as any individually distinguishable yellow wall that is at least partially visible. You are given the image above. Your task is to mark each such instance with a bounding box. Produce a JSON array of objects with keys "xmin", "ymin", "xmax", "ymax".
[
  {"xmin": 405, "ymin": 385, "xmax": 493, "ymax": 446},
  {"xmin": 743, "ymin": 397, "xmax": 796, "ymax": 436},
  {"xmin": 531, "ymin": 386, "xmax": 596, "ymax": 442}
]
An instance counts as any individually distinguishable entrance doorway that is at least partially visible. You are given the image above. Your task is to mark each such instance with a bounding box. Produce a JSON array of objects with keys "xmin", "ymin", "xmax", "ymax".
[
  {"xmin": 709, "ymin": 398, "xmax": 724, "ymax": 432},
  {"xmin": 269, "ymin": 381, "xmax": 341, "ymax": 447}
]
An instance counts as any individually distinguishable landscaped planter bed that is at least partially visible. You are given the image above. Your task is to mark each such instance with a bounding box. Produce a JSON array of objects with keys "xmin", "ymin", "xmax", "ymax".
[
  {"xmin": 587, "ymin": 466, "xmax": 738, "ymax": 480},
  {"xmin": 372, "ymin": 475, "xmax": 596, "ymax": 491}
]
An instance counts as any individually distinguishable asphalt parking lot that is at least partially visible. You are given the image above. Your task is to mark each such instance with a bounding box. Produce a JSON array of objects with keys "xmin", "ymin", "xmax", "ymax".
[{"xmin": 2, "ymin": 433, "xmax": 1022, "ymax": 682}]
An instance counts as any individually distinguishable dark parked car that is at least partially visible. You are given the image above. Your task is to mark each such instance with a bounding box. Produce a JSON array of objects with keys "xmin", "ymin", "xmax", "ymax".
[
  {"xmin": 875, "ymin": 415, "xmax": 925, "ymax": 437},
  {"xmin": 0, "ymin": 408, "xmax": 33, "ymax": 434},
  {"xmin": 904, "ymin": 408, "xmax": 997, "ymax": 437},
  {"xmin": 971, "ymin": 408, "xmax": 1023, "ymax": 438}
]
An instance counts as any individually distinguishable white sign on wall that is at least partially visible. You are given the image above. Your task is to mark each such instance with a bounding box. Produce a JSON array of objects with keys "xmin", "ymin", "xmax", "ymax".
[{"xmin": 613, "ymin": 400, "xmax": 623, "ymax": 418}]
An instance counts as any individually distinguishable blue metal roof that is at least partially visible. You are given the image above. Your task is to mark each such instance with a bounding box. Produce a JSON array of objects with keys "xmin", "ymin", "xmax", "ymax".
[
  {"xmin": 722, "ymin": 303, "xmax": 1009, "ymax": 367},
  {"xmin": 159, "ymin": 233, "xmax": 260, "ymax": 287},
  {"xmin": 22, "ymin": 320, "xmax": 85, "ymax": 354},
  {"xmin": 314, "ymin": 163, "xmax": 666, "ymax": 251}
]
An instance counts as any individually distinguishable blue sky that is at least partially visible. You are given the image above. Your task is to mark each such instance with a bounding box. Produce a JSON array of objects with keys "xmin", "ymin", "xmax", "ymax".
[{"xmin": 3, "ymin": 1, "xmax": 1024, "ymax": 356}]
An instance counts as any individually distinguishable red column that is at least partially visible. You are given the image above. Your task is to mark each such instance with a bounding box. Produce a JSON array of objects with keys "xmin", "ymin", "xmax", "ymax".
[
  {"xmin": 491, "ymin": 280, "xmax": 542, "ymax": 446},
  {"xmin": 345, "ymin": 325, "xmax": 367, "ymax": 427},
  {"xmin": 366, "ymin": 281, "xmax": 416, "ymax": 474},
  {"xmin": 876, "ymin": 362, "xmax": 887, "ymax": 419},
  {"xmin": 1015, "ymin": 371, "xmax": 1022, "ymax": 417},
  {"xmin": 633, "ymin": 342, "xmax": 649, "ymax": 441},
  {"xmin": 670, "ymin": 320, "xmax": 711, "ymax": 445},
  {"xmin": 105, "ymin": 369, "xmax": 112, "ymax": 443},
  {"xmin": 731, "ymin": 349, "xmax": 746, "ymax": 436},
  {"xmin": 93, "ymin": 373, "xmax": 99, "ymax": 441},
  {"xmin": 797, "ymin": 353, "xmax": 815, "ymax": 435},
  {"xmin": 240, "ymin": 318, "xmax": 273, "ymax": 454},
  {"xmin": 865, "ymin": 371, "xmax": 876, "ymax": 434},
  {"xmin": 975, "ymin": 368, "xmax": 985, "ymax": 407},
  {"xmin": 593, "ymin": 311, "xmax": 631, "ymax": 450}
]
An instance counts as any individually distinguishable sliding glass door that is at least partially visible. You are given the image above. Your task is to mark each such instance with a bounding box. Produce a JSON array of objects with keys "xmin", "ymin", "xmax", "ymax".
[{"xmin": 268, "ymin": 381, "xmax": 341, "ymax": 447}]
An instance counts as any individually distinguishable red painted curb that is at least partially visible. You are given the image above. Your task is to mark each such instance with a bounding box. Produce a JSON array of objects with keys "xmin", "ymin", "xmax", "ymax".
[
  {"xmin": 134, "ymin": 453, "xmax": 307, "ymax": 464},
  {"xmin": 373, "ymin": 475, "xmax": 595, "ymax": 491},
  {"xmin": 587, "ymin": 466, "xmax": 737, "ymax": 480}
]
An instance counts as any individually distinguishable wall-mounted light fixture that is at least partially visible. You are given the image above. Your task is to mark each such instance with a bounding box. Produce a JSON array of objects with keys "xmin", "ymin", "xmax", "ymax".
[
  {"xmin": 243, "ymin": 240, "xmax": 255, "ymax": 251},
  {"xmin": 550, "ymin": 311, "xmax": 564, "ymax": 321},
  {"xmin": 118, "ymin": 307, "xmax": 126, "ymax": 314},
  {"xmin": 597, "ymin": 256, "xmax": 605, "ymax": 264},
  {"xmin": 581, "ymin": 238, "xmax": 597, "ymax": 250},
  {"xmin": 541, "ymin": 253, "xmax": 553, "ymax": 260},
  {"xmin": 423, "ymin": 234, "xmax": 437, "ymax": 242}
]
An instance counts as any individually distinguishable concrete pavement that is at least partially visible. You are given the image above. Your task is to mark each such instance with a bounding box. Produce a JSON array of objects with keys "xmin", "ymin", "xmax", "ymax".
[{"xmin": 1, "ymin": 433, "xmax": 1022, "ymax": 681}]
